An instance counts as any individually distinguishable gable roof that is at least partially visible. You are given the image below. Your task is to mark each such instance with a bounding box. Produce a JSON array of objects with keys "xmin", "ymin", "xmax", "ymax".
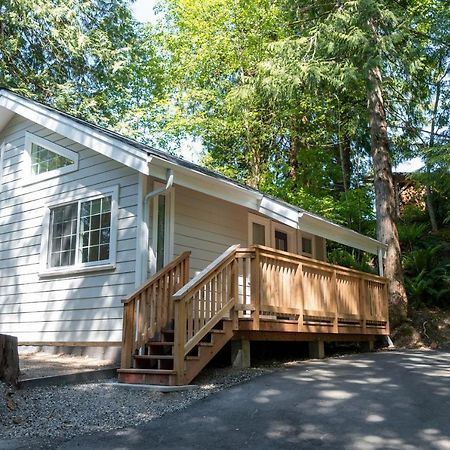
[{"xmin": 0, "ymin": 88, "xmax": 386, "ymax": 255}]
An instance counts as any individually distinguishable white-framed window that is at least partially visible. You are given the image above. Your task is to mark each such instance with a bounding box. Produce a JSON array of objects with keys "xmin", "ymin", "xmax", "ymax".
[
  {"xmin": 39, "ymin": 186, "xmax": 118, "ymax": 276},
  {"xmin": 248, "ymin": 213, "xmax": 271, "ymax": 247},
  {"xmin": 23, "ymin": 132, "xmax": 79, "ymax": 185},
  {"xmin": 248, "ymin": 213, "xmax": 296, "ymax": 253},
  {"xmin": 299, "ymin": 231, "xmax": 315, "ymax": 258},
  {"xmin": 272, "ymin": 222, "xmax": 297, "ymax": 253}
]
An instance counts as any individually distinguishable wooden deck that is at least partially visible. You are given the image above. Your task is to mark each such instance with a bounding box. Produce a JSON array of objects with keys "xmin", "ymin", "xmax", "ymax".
[{"xmin": 119, "ymin": 245, "xmax": 389, "ymax": 385}]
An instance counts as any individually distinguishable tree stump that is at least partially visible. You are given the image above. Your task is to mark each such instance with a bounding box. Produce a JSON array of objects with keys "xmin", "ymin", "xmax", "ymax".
[{"xmin": 0, "ymin": 334, "xmax": 19, "ymax": 385}]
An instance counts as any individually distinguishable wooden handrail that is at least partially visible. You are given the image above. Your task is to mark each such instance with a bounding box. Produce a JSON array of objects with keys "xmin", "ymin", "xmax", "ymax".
[
  {"xmin": 173, "ymin": 244, "xmax": 240, "ymax": 301},
  {"xmin": 122, "ymin": 252, "xmax": 191, "ymax": 304},
  {"xmin": 252, "ymin": 245, "xmax": 387, "ymax": 283},
  {"xmin": 173, "ymin": 245, "xmax": 241, "ymax": 382},
  {"xmin": 120, "ymin": 252, "xmax": 191, "ymax": 369}
]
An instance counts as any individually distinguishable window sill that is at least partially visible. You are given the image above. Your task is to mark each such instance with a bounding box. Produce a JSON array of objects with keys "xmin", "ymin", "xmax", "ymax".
[{"xmin": 39, "ymin": 263, "xmax": 116, "ymax": 278}]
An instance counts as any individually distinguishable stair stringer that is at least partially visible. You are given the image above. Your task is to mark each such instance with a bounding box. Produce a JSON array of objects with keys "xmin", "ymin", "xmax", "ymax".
[{"xmin": 180, "ymin": 320, "xmax": 235, "ymax": 385}]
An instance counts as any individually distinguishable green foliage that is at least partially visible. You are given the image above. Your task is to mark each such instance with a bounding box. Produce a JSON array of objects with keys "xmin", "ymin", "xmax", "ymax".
[
  {"xmin": 399, "ymin": 208, "xmax": 450, "ymax": 309},
  {"xmin": 397, "ymin": 223, "xmax": 429, "ymax": 252},
  {"xmin": 403, "ymin": 246, "xmax": 450, "ymax": 308},
  {"xmin": 327, "ymin": 245, "xmax": 376, "ymax": 275},
  {"xmin": 0, "ymin": 0, "xmax": 164, "ymax": 141}
]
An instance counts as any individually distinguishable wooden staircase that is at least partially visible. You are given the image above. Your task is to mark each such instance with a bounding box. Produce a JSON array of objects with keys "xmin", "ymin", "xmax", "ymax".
[
  {"xmin": 118, "ymin": 244, "xmax": 389, "ymax": 385},
  {"xmin": 118, "ymin": 319, "xmax": 233, "ymax": 385},
  {"xmin": 118, "ymin": 246, "xmax": 241, "ymax": 385}
]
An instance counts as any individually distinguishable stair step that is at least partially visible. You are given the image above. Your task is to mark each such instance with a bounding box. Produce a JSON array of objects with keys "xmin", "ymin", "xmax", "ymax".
[
  {"xmin": 211, "ymin": 329, "xmax": 225, "ymax": 334},
  {"xmin": 198, "ymin": 342, "xmax": 213, "ymax": 347},
  {"xmin": 118, "ymin": 368, "xmax": 178, "ymax": 385},
  {"xmin": 147, "ymin": 341, "xmax": 174, "ymax": 346},
  {"xmin": 134, "ymin": 355, "xmax": 174, "ymax": 360},
  {"xmin": 118, "ymin": 369, "xmax": 176, "ymax": 375},
  {"xmin": 186, "ymin": 355, "xmax": 200, "ymax": 360}
]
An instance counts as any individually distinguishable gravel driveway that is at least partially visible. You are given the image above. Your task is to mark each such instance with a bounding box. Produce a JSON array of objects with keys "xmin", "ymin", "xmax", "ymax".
[
  {"xmin": 2, "ymin": 350, "xmax": 449, "ymax": 450},
  {"xmin": 0, "ymin": 365, "xmax": 270, "ymax": 450}
]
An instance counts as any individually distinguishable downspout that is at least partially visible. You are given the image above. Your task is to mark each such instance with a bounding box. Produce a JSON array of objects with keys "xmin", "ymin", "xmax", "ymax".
[{"xmin": 142, "ymin": 168, "xmax": 174, "ymax": 281}]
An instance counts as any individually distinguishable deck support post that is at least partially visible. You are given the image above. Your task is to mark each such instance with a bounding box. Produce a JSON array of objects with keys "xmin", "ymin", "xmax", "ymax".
[
  {"xmin": 308, "ymin": 340, "xmax": 325, "ymax": 359},
  {"xmin": 360, "ymin": 340, "xmax": 375, "ymax": 353},
  {"xmin": 231, "ymin": 338, "xmax": 251, "ymax": 368}
]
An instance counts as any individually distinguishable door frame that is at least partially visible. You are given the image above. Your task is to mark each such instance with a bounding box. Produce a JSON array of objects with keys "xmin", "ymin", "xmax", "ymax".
[{"xmin": 149, "ymin": 181, "xmax": 175, "ymax": 274}]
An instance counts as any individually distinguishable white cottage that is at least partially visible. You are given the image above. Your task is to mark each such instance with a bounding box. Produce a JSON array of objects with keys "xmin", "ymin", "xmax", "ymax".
[{"xmin": 0, "ymin": 89, "xmax": 389, "ymax": 384}]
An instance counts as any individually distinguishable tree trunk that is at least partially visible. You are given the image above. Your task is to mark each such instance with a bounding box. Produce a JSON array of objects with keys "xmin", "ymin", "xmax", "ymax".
[
  {"xmin": 0, "ymin": 334, "xmax": 19, "ymax": 385},
  {"xmin": 425, "ymin": 75, "xmax": 442, "ymax": 233},
  {"xmin": 368, "ymin": 64, "xmax": 408, "ymax": 326}
]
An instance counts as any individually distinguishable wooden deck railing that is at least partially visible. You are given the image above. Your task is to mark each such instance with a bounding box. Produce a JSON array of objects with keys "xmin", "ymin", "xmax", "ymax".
[
  {"xmin": 120, "ymin": 252, "xmax": 190, "ymax": 369},
  {"xmin": 239, "ymin": 246, "xmax": 389, "ymax": 334},
  {"xmin": 121, "ymin": 244, "xmax": 389, "ymax": 374},
  {"xmin": 172, "ymin": 245, "xmax": 240, "ymax": 381}
]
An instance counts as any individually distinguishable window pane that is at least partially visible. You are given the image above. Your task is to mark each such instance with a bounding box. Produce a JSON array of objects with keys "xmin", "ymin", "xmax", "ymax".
[
  {"xmin": 252, "ymin": 223, "xmax": 266, "ymax": 246},
  {"xmin": 99, "ymin": 244, "xmax": 110, "ymax": 261},
  {"xmin": 302, "ymin": 237, "xmax": 313, "ymax": 255},
  {"xmin": 79, "ymin": 196, "xmax": 112, "ymax": 263},
  {"xmin": 49, "ymin": 203, "xmax": 77, "ymax": 267},
  {"xmin": 30, "ymin": 142, "xmax": 74, "ymax": 175},
  {"xmin": 275, "ymin": 230, "xmax": 288, "ymax": 252}
]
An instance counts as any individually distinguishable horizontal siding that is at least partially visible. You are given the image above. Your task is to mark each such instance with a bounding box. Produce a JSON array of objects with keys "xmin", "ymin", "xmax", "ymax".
[
  {"xmin": 173, "ymin": 186, "xmax": 248, "ymax": 274},
  {"xmin": 0, "ymin": 114, "xmax": 139, "ymax": 344}
]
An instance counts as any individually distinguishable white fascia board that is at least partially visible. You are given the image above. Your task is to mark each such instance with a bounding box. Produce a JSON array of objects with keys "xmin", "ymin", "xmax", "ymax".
[
  {"xmin": 0, "ymin": 92, "xmax": 149, "ymax": 175},
  {"xmin": 258, "ymin": 196, "xmax": 299, "ymax": 229},
  {"xmin": 0, "ymin": 107, "xmax": 14, "ymax": 132},
  {"xmin": 149, "ymin": 157, "xmax": 261, "ymax": 210},
  {"xmin": 298, "ymin": 213, "xmax": 387, "ymax": 255},
  {"xmin": 149, "ymin": 156, "xmax": 385, "ymax": 254}
]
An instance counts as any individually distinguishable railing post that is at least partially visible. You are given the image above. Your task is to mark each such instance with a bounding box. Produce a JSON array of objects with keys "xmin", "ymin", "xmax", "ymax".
[
  {"xmin": 383, "ymin": 281, "xmax": 389, "ymax": 334},
  {"xmin": 120, "ymin": 301, "xmax": 135, "ymax": 369},
  {"xmin": 250, "ymin": 249, "xmax": 260, "ymax": 331},
  {"xmin": 296, "ymin": 262, "xmax": 305, "ymax": 332},
  {"xmin": 332, "ymin": 270, "xmax": 338, "ymax": 333},
  {"xmin": 173, "ymin": 299, "xmax": 187, "ymax": 384},
  {"xmin": 230, "ymin": 258, "xmax": 239, "ymax": 330},
  {"xmin": 183, "ymin": 256, "xmax": 190, "ymax": 285},
  {"xmin": 359, "ymin": 278, "xmax": 367, "ymax": 334}
]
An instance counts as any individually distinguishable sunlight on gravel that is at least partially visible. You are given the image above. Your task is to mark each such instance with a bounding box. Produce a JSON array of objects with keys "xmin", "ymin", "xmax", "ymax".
[{"xmin": 0, "ymin": 366, "xmax": 271, "ymax": 445}]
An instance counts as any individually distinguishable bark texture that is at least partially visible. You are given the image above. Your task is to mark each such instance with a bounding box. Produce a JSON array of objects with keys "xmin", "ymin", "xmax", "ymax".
[
  {"xmin": 368, "ymin": 65, "xmax": 408, "ymax": 326},
  {"xmin": 0, "ymin": 334, "xmax": 19, "ymax": 385}
]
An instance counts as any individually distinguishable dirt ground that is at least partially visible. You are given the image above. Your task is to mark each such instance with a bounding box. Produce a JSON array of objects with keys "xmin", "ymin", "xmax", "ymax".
[
  {"xmin": 391, "ymin": 307, "xmax": 450, "ymax": 349},
  {"xmin": 18, "ymin": 352, "xmax": 117, "ymax": 380}
]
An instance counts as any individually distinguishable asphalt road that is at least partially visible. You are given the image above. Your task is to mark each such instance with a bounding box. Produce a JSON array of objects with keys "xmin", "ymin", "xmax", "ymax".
[{"xmin": 56, "ymin": 350, "xmax": 450, "ymax": 450}]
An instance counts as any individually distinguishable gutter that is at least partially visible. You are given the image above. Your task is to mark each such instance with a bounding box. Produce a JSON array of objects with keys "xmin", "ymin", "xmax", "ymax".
[{"xmin": 141, "ymin": 168, "xmax": 174, "ymax": 281}]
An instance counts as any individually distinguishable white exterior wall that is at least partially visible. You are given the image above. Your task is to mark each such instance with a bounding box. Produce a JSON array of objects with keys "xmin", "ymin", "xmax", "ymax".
[{"xmin": 0, "ymin": 115, "xmax": 139, "ymax": 344}]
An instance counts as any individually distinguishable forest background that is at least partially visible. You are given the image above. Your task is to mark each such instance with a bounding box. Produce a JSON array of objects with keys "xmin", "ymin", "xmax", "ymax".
[{"xmin": 1, "ymin": 0, "xmax": 449, "ymax": 343}]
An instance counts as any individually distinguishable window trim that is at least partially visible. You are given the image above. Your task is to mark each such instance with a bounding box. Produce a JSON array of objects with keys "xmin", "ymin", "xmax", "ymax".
[
  {"xmin": 248, "ymin": 213, "xmax": 271, "ymax": 247},
  {"xmin": 299, "ymin": 231, "xmax": 315, "ymax": 258},
  {"xmin": 149, "ymin": 182, "xmax": 175, "ymax": 275},
  {"xmin": 23, "ymin": 132, "xmax": 79, "ymax": 185},
  {"xmin": 0, "ymin": 141, "xmax": 5, "ymax": 192},
  {"xmin": 248, "ymin": 213, "xmax": 296, "ymax": 253},
  {"xmin": 271, "ymin": 222, "xmax": 297, "ymax": 253},
  {"xmin": 39, "ymin": 186, "xmax": 119, "ymax": 277}
]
